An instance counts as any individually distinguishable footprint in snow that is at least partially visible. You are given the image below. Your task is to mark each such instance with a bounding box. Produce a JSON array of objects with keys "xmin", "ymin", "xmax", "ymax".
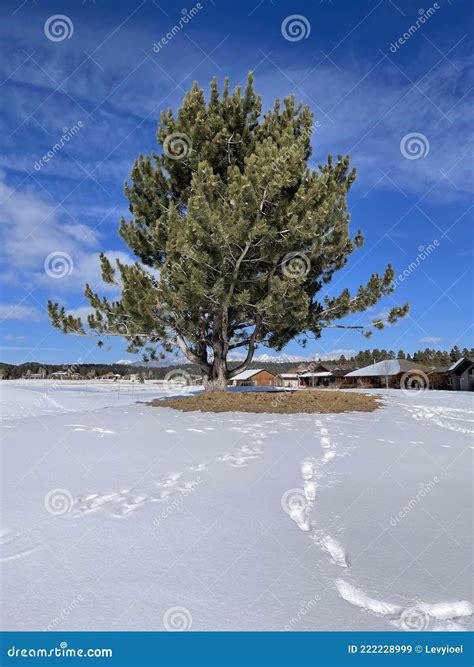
[
  {"xmin": 152, "ymin": 491, "xmax": 171, "ymax": 501},
  {"xmin": 312, "ymin": 531, "xmax": 350, "ymax": 568},
  {"xmin": 68, "ymin": 424, "xmax": 114, "ymax": 436},
  {"xmin": 190, "ymin": 463, "xmax": 207, "ymax": 472},
  {"xmin": 156, "ymin": 472, "xmax": 183, "ymax": 487},
  {"xmin": 335, "ymin": 579, "xmax": 473, "ymax": 631}
]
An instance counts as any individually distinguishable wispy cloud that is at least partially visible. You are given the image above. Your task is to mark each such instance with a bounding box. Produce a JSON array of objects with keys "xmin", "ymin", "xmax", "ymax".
[
  {"xmin": 257, "ymin": 53, "xmax": 473, "ymax": 201},
  {"xmin": 0, "ymin": 174, "xmax": 133, "ymax": 297},
  {"xmin": 418, "ymin": 336, "xmax": 443, "ymax": 344},
  {"xmin": 0, "ymin": 304, "xmax": 42, "ymax": 321}
]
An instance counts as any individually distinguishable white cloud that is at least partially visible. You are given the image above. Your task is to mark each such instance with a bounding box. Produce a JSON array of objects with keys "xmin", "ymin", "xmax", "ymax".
[
  {"xmin": 0, "ymin": 175, "xmax": 135, "ymax": 296},
  {"xmin": 418, "ymin": 336, "xmax": 443, "ymax": 344},
  {"xmin": 258, "ymin": 55, "xmax": 473, "ymax": 201},
  {"xmin": 3, "ymin": 334, "xmax": 27, "ymax": 341},
  {"xmin": 0, "ymin": 304, "xmax": 42, "ymax": 321}
]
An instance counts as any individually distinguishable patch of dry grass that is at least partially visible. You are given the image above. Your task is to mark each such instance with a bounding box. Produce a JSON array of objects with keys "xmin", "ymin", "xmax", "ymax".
[{"xmin": 149, "ymin": 390, "xmax": 381, "ymax": 414}]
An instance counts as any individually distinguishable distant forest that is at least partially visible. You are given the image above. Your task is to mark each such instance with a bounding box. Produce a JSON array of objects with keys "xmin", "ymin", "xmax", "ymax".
[{"xmin": 0, "ymin": 346, "xmax": 472, "ymax": 380}]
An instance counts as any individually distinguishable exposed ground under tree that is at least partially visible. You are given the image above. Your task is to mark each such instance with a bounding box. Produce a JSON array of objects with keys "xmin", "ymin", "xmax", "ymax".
[{"xmin": 149, "ymin": 390, "xmax": 381, "ymax": 414}]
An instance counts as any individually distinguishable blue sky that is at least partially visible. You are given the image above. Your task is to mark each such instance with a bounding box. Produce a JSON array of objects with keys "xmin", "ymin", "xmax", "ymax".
[{"xmin": 0, "ymin": 0, "xmax": 472, "ymax": 365}]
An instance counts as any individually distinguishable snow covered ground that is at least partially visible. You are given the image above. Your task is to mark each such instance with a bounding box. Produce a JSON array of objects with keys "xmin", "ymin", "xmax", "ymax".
[{"xmin": 1, "ymin": 380, "xmax": 472, "ymax": 632}]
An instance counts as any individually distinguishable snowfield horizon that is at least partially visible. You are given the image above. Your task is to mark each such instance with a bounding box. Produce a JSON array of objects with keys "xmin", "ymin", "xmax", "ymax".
[{"xmin": 1, "ymin": 380, "xmax": 472, "ymax": 632}]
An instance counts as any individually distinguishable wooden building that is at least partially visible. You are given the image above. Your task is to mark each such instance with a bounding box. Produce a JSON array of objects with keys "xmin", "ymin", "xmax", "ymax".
[
  {"xmin": 445, "ymin": 358, "xmax": 474, "ymax": 391},
  {"xmin": 426, "ymin": 366, "xmax": 450, "ymax": 390},
  {"xmin": 278, "ymin": 364, "xmax": 355, "ymax": 388},
  {"xmin": 344, "ymin": 359, "xmax": 430, "ymax": 388},
  {"xmin": 229, "ymin": 369, "xmax": 278, "ymax": 387}
]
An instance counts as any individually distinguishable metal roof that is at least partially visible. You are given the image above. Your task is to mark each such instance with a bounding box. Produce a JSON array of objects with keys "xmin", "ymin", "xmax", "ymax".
[
  {"xmin": 299, "ymin": 372, "xmax": 333, "ymax": 378},
  {"xmin": 345, "ymin": 359, "xmax": 425, "ymax": 377},
  {"xmin": 447, "ymin": 357, "xmax": 474, "ymax": 374},
  {"xmin": 447, "ymin": 357, "xmax": 474, "ymax": 372},
  {"xmin": 231, "ymin": 369, "xmax": 265, "ymax": 381}
]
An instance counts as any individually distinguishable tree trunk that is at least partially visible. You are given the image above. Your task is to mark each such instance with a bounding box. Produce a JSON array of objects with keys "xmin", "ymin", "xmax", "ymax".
[
  {"xmin": 203, "ymin": 375, "xmax": 228, "ymax": 392},
  {"xmin": 203, "ymin": 356, "xmax": 229, "ymax": 392}
]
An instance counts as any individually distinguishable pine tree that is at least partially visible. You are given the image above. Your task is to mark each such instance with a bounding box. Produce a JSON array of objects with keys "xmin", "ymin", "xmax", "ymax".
[
  {"xmin": 450, "ymin": 346, "xmax": 462, "ymax": 362},
  {"xmin": 48, "ymin": 74, "xmax": 409, "ymax": 391}
]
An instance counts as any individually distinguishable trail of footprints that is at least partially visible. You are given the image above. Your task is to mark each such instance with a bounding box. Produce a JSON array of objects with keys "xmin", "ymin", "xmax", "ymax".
[
  {"xmin": 1, "ymin": 421, "xmax": 268, "ymax": 564},
  {"xmin": 73, "ymin": 422, "xmax": 266, "ymax": 519},
  {"xmin": 401, "ymin": 404, "xmax": 474, "ymax": 435},
  {"xmin": 284, "ymin": 417, "xmax": 473, "ymax": 631}
]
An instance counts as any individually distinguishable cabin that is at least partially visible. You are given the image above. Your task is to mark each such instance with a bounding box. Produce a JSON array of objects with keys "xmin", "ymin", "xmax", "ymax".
[
  {"xmin": 445, "ymin": 358, "xmax": 474, "ymax": 391},
  {"xmin": 275, "ymin": 364, "xmax": 356, "ymax": 388},
  {"xmin": 229, "ymin": 369, "xmax": 278, "ymax": 387},
  {"xmin": 49, "ymin": 371, "xmax": 69, "ymax": 380},
  {"xmin": 100, "ymin": 372, "xmax": 122, "ymax": 381},
  {"xmin": 426, "ymin": 366, "xmax": 450, "ymax": 390},
  {"xmin": 49, "ymin": 371, "xmax": 81, "ymax": 380},
  {"xmin": 344, "ymin": 359, "xmax": 429, "ymax": 389},
  {"xmin": 297, "ymin": 364, "xmax": 350, "ymax": 387},
  {"xmin": 278, "ymin": 373, "xmax": 300, "ymax": 388}
]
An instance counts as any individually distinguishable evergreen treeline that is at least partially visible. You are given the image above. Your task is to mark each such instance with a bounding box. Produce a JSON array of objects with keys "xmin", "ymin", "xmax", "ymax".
[
  {"xmin": 349, "ymin": 345, "xmax": 473, "ymax": 368},
  {"xmin": 0, "ymin": 363, "xmax": 155, "ymax": 380},
  {"xmin": 0, "ymin": 347, "xmax": 471, "ymax": 380}
]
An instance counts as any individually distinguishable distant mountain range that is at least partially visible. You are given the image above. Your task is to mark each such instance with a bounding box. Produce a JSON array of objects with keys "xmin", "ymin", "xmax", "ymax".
[{"xmin": 114, "ymin": 349, "xmax": 358, "ymax": 367}]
